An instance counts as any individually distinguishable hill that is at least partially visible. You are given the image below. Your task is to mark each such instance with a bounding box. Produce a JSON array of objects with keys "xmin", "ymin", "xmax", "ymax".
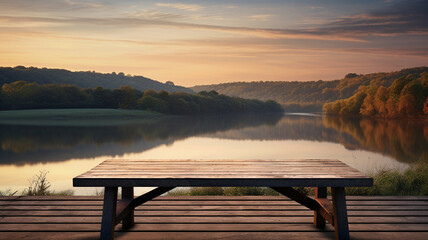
[
  {"xmin": 191, "ymin": 67, "xmax": 428, "ymax": 112},
  {"xmin": 324, "ymin": 72, "xmax": 428, "ymax": 117},
  {"xmin": 0, "ymin": 66, "xmax": 192, "ymax": 93}
]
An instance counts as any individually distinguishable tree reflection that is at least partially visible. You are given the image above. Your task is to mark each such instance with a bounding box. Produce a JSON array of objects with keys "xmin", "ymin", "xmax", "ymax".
[
  {"xmin": 323, "ymin": 116, "xmax": 428, "ymax": 163},
  {"xmin": 1, "ymin": 114, "xmax": 426, "ymax": 165},
  {"xmin": 0, "ymin": 114, "xmax": 282, "ymax": 165}
]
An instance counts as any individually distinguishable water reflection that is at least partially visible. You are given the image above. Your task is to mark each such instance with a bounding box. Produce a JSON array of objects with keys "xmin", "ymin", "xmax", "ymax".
[
  {"xmin": 323, "ymin": 116, "xmax": 428, "ymax": 163},
  {"xmin": 206, "ymin": 115, "xmax": 427, "ymax": 163},
  {"xmin": 0, "ymin": 114, "xmax": 426, "ymax": 166},
  {"xmin": 0, "ymin": 114, "xmax": 282, "ymax": 165}
]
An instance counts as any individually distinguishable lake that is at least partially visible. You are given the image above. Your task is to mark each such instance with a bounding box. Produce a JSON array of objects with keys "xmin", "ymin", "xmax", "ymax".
[{"xmin": 0, "ymin": 113, "xmax": 426, "ymax": 195}]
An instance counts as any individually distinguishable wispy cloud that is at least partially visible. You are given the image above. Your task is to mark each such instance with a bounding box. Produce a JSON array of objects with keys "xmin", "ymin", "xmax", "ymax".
[
  {"xmin": 224, "ymin": 5, "xmax": 238, "ymax": 9},
  {"xmin": 0, "ymin": 0, "xmax": 107, "ymax": 12},
  {"xmin": 249, "ymin": 14, "xmax": 274, "ymax": 22},
  {"xmin": 65, "ymin": 0, "xmax": 104, "ymax": 9},
  {"xmin": 156, "ymin": 3, "xmax": 204, "ymax": 12},
  {"xmin": 127, "ymin": 10, "xmax": 186, "ymax": 21},
  {"xmin": 0, "ymin": 15, "xmax": 364, "ymax": 42},
  {"xmin": 321, "ymin": 0, "xmax": 428, "ymax": 37},
  {"xmin": 1, "ymin": 0, "xmax": 426, "ymax": 43}
]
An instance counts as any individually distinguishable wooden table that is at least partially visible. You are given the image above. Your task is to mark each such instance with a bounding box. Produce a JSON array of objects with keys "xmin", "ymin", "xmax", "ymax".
[{"xmin": 73, "ymin": 159, "xmax": 373, "ymax": 240}]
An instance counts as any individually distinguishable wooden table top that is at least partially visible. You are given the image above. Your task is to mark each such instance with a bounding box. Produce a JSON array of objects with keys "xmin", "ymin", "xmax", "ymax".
[{"xmin": 73, "ymin": 159, "xmax": 373, "ymax": 187}]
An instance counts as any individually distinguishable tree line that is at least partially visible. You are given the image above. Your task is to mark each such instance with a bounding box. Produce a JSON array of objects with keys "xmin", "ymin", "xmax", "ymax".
[
  {"xmin": 0, "ymin": 66, "xmax": 191, "ymax": 93},
  {"xmin": 0, "ymin": 81, "xmax": 283, "ymax": 114},
  {"xmin": 323, "ymin": 72, "xmax": 428, "ymax": 117},
  {"xmin": 192, "ymin": 67, "xmax": 428, "ymax": 112}
]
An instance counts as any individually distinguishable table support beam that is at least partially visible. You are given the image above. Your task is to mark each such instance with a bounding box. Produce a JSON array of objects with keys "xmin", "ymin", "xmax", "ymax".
[
  {"xmin": 100, "ymin": 187, "xmax": 118, "ymax": 240},
  {"xmin": 314, "ymin": 187, "xmax": 328, "ymax": 228},
  {"xmin": 332, "ymin": 187, "xmax": 350, "ymax": 240},
  {"xmin": 121, "ymin": 187, "xmax": 134, "ymax": 229},
  {"xmin": 115, "ymin": 187, "xmax": 175, "ymax": 226},
  {"xmin": 271, "ymin": 187, "xmax": 318, "ymax": 210},
  {"xmin": 272, "ymin": 186, "xmax": 343, "ymax": 239},
  {"xmin": 99, "ymin": 186, "xmax": 175, "ymax": 240}
]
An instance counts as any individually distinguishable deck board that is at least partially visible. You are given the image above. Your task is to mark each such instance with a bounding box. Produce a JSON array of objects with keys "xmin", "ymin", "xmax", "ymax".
[{"xmin": 0, "ymin": 196, "xmax": 427, "ymax": 239}]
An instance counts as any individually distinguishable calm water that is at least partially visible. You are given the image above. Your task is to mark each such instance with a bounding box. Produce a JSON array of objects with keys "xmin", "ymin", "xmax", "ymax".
[{"xmin": 0, "ymin": 114, "xmax": 427, "ymax": 195}]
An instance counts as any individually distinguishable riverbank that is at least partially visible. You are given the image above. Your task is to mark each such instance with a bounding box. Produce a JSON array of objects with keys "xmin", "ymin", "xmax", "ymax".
[{"xmin": 0, "ymin": 108, "xmax": 166, "ymax": 126}]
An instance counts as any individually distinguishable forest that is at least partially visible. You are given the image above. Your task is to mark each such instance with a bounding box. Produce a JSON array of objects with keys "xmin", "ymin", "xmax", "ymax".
[
  {"xmin": 0, "ymin": 66, "xmax": 191, "ymax": 93},
  {"xmin": 192, "ymin": 67, "xmax": 428, "ymax": 112},
  {"xmin": 323, "ymin": 72, "xmax": 428, "ymax": 117},
  {"xmin": 0, "ymin": 81, "xmax": 283, "ymax": 114}
]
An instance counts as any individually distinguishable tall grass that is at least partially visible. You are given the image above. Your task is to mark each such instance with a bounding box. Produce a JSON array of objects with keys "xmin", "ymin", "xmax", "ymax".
[
  {"xmin": 168, "ymin": 163, "xmax": 428, "ymax": 196},
  {"xmin": 21, "ymin": 170, "xmax": 74, "ymax": 196},
  {"xmin": 347, "ymin": 162, "xmax": 428, "ymax": 196},
  {"xmin": 0, "ymin": 189, "xmax": 18, "ymax": 196}
]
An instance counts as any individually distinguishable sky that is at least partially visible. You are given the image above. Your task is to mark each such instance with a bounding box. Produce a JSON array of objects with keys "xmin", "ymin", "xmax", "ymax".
[{"xmin": 0, "ymin": 0, "xmax": 427, "ymax": 87}]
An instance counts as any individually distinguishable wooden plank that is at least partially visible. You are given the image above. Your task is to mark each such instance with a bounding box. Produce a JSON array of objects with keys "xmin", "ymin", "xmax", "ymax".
[
  {"xmin": 73, "ymin": 178, "xmax": 373, "ymax": 187},
  {"xmin": 74, "ymin": 159, "xmax": 372, "ymax": 188},
  {"xmin": 10, "ymin": 199, "xmax": 425, "ymax": 206},
  {"xmin": 3, "ymin": 216, "xmax": 428, "ymax": 224},
  {"xmin": 3, "ymin": 205, "xmax": 428, "ymax": 215},
  {"xmin": 2, "ymin": 223, "xmax": 428, "ymax": 232},
  {"xmin": 8, "ymin": 200, "xmax": 426, "ymax": 206},
  {"xmin": 101, "ymin": 159, "xmax": 345, "ymax": 163},
  {"xmin": 2, "ymin": 209, "xmax": 428, "ymax": 217},
  {"xmin": 2, "ymin": 232, "xmax": 428, "ymax": 240},
  {"xmin": 3, "ymin": 196, "xmax": 428, "ymax": 201},
  {"xmin": 2, "ymin": 195, "xmax": 428, "ymax": 240}
]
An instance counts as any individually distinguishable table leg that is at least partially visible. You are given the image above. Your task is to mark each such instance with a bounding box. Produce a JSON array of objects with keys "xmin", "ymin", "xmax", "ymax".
[
  {"xmin": 331, "ymin": 187, "xmax": 350, "ymax": 240},
  {"xmin": 122, "ymin": 187, "xmax": 134, "ymax": 229},
  {"xmin": 100, "ymin": 187, "xmax": 118, "ymax": 240},
  {"xmin": 314, "ymin": 187, "xmax": 327, "ymax": 228}
]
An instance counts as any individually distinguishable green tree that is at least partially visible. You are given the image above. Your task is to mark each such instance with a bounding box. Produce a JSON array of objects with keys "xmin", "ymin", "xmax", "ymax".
[{"xmin": 118, "ymin": 86, "xmax": 138, "ymax": 109}]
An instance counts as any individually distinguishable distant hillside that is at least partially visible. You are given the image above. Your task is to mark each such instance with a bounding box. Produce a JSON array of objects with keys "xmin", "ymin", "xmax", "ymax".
[
  {"xmin": 0, "ymin": 66, "xmax": 192, "ymax": 93},
  {"xmin": 324, "ymin": 72, "xmax": 428, "ymax": 117},
  {"xmin": 192, "ymin": 67, "xmax": 428, "ymax": 112}
]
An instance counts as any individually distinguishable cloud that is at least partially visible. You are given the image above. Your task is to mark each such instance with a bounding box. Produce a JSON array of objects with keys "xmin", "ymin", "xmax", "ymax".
[
  {"xmin": 1, "ymin": 0, "xmax": 426, "ymax": 43},
  {"xmin": 156, "ymin": 3, "xmax": 204, "ymax": 12},
  {"xmin": 64, "ymin": 0, "xmax": 104, "ymax": 9},
  {"xmin": 224, "ymin": 5, "xmax": 238, "ymax": 9},
  {"xmin": 127, "ymin": 10, "xmax": 186, "ymax": 21},
  {"xmin": 249, "ymin": 14, "xmax": 274, "ymax": 22},
  {"xmin": 0, "ymin": 15, "xmax": 364, "ymax": 42},
  {"xmin": 0, "ymin": 0, "xmax": 107, "ymax": 12},
  {"xmin": 320, "ymin": 0, "xmax": 428, "ymax": 37}
]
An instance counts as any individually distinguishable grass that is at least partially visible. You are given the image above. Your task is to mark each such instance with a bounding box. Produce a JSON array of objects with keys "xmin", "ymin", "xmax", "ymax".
[
  {"xmin": 168, "ymin": 163, "xmax": 428, "ymax": 196},
  {"xmin": 0, "ymin": 108, "xmax": 165, "ymax": 126},
  {"xmin": 346, "ymin": 162, "xmax": 428, "ymax": 196},
  {"xmin": 0, "ymin": 189, "xmax": 18, "ymax": 196},
  {"xmin": 20, "ymin": 170, "xmax": 74, "ymax": 196},
  {"xmin": 2, "ymin": 163, "xmax": 427, "ymax": 197}
]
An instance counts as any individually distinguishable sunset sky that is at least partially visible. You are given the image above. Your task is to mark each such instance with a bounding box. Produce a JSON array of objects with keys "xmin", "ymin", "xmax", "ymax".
[{"xmin": 0, "ymin": 0, "xmax": 427, "ymax": 86}]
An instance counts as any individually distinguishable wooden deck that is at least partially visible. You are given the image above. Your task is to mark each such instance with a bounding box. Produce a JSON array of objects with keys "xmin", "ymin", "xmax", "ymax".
[{"xmin": 1, "ymin": 195, "xmax": 427, "ymax": 240}]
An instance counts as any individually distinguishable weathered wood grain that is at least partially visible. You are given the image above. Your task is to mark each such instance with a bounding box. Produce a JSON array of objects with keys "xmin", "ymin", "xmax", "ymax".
[
  {"xmin": 73, "ymin": 159, "xmax": 373, "ymax": 187},
  {"xmin": 1, "ymin": 196, "xmax": 428, "ymax": 239}
]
